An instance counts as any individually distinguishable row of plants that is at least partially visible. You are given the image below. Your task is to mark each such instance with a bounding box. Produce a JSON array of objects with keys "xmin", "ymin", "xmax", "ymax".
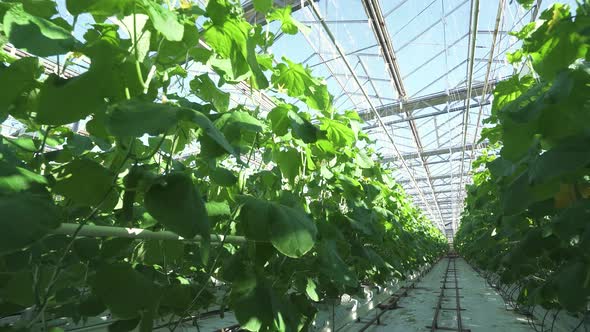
[
  {"xmin": 455, "ymin": 0, "xmax": 590, "ymax": 315},
  {"xmin": 0, "ymin": 0, "xmax": 447, "ymax": 330}
]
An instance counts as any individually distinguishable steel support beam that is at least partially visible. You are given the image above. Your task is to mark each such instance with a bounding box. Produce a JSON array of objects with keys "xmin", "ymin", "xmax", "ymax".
[
  {"xmin": 361, "ymin": 0, "xmax": 406, "ymax": 98},
  {"xmin": 384, "ymin": 142, "xmax": 488, "ymax": 162},
  {"xmin": 364, "ymin": 100, "xmax": 491, "ymax": 129},
  {"xmin": 398, "ymin": 173, "xmax": 469, "ymax": 184},
  {"xmin": 359, "ymin": 79, "xmax": 502, "ymax": 122}
]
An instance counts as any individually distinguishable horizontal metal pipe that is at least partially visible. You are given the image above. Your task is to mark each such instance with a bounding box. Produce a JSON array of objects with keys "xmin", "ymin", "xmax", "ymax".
[{"xmin": 50, "ymin": 223, "xmax": 247, "ymax": 244}]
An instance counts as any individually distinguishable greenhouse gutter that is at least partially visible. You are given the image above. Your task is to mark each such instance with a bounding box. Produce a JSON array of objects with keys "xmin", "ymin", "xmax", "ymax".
[{"xmin": 49, "ymin": 223, "xmax": 247, "ymax": 244}]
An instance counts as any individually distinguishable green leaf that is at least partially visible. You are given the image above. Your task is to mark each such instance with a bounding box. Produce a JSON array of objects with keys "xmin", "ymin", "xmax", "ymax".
[
  {"xmin": 274, "ymin": 148, "xmax": 301, "ymax": 185},
  {"xmin": 268, "ymin": 103, "xmax": 320, "ymax": 142},
  {"xmin": 355, "ymin": 151, "xmax": 374, "ymax": 169},
  {"xmin": 0, "ymin": 192, "xmax": 60, "ymax": 254},
  {"xmin": 189, "ymin": 74, "xmax": 230, "ymax": 113},
  {"xmin": 288, "ymin": 111, "xmax": 321, "ymax": 143},
  {"xmin": 516, "ymin": 0, "xmax": 534, "ymax": 9},
  {"xmin": 268, "ymin": 6, "xmax": 310, "ymax": 35},
  {"xmin": 240, "ymin": 197, "xmax": 317, "ymax": 258},
  {"xmin": 272, "ymin": 58, "xmax": 313, "ymax": 96},
  {"xmin": 53, "ymin": 159, "xmax": 115, "ymax": 207},
  {"xmin": 246, "ymin": 36, "xmax": 269, "ymax": 89},
  {"xmin": 156, "ymin": 23, "xmax": 199, "ymax": 65},
  {"xmin": 210, "ymin": 167, "xmax": 237, "ymax": 186},
  {"xmin": 502, "ymin": 171, "xmax": 559, "ymax": 215},
  {"xmin": 556, "ymin": 262, "xmax": 590, "ymax": 312},
  {"xmin": 205, "ymin": 200, "xmax": 231, "ymax": 217},
  {"xmin": 36, "ymin": 74, "xmax": 106, "ymax": 126},
  {"xmin": 73, "ymin": 238, "xmax": 100, "ymax": 261},
  {"xmin": 16, "ymin": 0, "xmax": 58, "ymax": 18},
  {"xmin": 206, "ymin": 0, "xmax": 232, "ymax": 24},
  {"xmin": 65, "ymin": 0, "xmax": 133, "ymax": 17},
  {"xmin": 267, "ymin": 104, "xmax": 291, "ymax": 136},
  {"xmin": 144, "ymin": 173, "xmax": 209, "ymax": 239},
  {"xmin": 529, "ymin": 136, "xmax": 590, "ymax": 184},
  {"xmin": 317, "ymin": 240, "xmax": 358, "ymax": 287},
  {"xmin": 0, "ymin": 271, "xmax": 35, "ymax": 306},
  {"xmin": 0, "ymin": 57, "xmax": 42, "ymax": 113},
  {"xmin": 305, "ymin": 278, "xmax": 319, "ymax": 301},
  {"xmin": 321, "ymin": 118, "xmax": 355, "ymax": 148},
  {"xmin": 0, "ymin": 141, "xmax": 48, "ymax": 193},
  {"xmin": 92, "ymin": 264, "xmax": 158, "ymax": 319},
  {"xmin": 271, "ymin": 58, "xmax": 331, "ymax": 111},
  {"xmin": 525, "ymin": 4, "xmax": 587, "ymax": 79},
  {"xmin": 253, "ymin": 0, "xmax": 273, "ymax": 13},
  {"xmin": 139, "ymin": 0, "xmax": 184, "ymax": 41},
  {"xmin": 231, "ymin": 271, "xmax": 303, "ymax": 331},
  {"xmin": 216, "ymin": 111, "xmax": 265, "ymax": 142},
  {"xmin": 203, "ymin": 18, "xmax": 251, "ymax": 81},
  {"xmin": 139, "ymin": 240, "xmax": 184, "ymax": 266},
  {"xmin": 181, "ymin": 109, "xmax": 237, "ymax": 156},
  {"xmin": 231, "ymin": 272, "xmax": 273, "ymax": 331},
  {"xmin": 106, "ymin": 100, "xmax": 180, "ymax": 137},
  {"xmin": 3, "ymin": 3, "xmax": 76, "ymax": 56}
]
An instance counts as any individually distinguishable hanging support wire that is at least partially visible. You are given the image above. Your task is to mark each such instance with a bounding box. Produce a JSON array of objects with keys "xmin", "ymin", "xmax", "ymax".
[
  {"xmin": 50, "ymin": 223, "xmax": 247, "ymax": 244},
  {"xmin": 455, "ymin": 0, "xmax": 480, "ymax": 228},
  {"xmin": 468, "ymin": 0, "xmax": 506, "ymax": 162},
  {"xmin": 304, "ymin": 0, "xmax": 444, "ymax": 230}
]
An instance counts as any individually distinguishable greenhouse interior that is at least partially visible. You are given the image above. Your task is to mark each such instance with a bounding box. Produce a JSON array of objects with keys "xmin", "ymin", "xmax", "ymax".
[{"xmin": 1, "ymin": 0, "xmax": 589, "ymax": 331}]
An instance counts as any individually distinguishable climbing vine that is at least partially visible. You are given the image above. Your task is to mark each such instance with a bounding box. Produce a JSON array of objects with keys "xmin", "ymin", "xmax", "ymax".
[
  {"xmin": 455, "ymin": 0, "xmax": 590, "ymax": 315},
  {"xmin": 0, "ymin": 0, "xmax": 447, "ymax": 330}
]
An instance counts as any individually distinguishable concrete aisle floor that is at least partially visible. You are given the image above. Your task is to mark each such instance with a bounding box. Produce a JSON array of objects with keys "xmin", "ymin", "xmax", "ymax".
[{"xmin": 355, "ymin": 257, "xmax": 534, "ymax": 332}]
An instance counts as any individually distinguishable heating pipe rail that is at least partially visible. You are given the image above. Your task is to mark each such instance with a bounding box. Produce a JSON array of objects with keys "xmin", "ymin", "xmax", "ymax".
[{"xmin": 428, "ymin": 254, "xmax": 469, "ymax": 332}]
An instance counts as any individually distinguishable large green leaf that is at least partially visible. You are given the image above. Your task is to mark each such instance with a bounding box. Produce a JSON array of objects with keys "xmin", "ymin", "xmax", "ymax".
[
  {"xmin": 267, "ymin": 6, "xmax": 310, "ymax": 35},
  {"xmin": 53, "ymin": 158, "xmax": 115, "ymax": 207},
  {"xmin": 139, "ymin": 0, "xmax": 184, "ymax": 41},
  {"xmin": 231, "ymin": 272, "xmax": 300, "ymax": 332},
  {"xmin": 0, "ymin": 192, "xmax": 60, "ymax": 254},
  {"xmin": 0, "ymin": 57, "xmax": 42, "ymax": 113},
  {"xmin": 271, "ymin": 58, "xmax": 331, "ymax": 111},
  {"xmin": 206, "ymin": 0, "xmax": 232, "ymax": 24},
  {"xmin": 240, "ymin": 197, "xmax": 317, "ymax": 258},
  {"xmin": 106, "ymin": 100, "xmax": 180, "ymax": 137},
  {"xmin": 182, "ymin": 109, "xmax": 237, "ymax": 156},
  {"xmin": 15, "ymin": 0, "xmax": 58, "ymax": 18},
  {"xmin": 524, "ymin": 4, "xmax": 588, "ymax": 80},
  {"xmin": 253, "ymin": 0, "xmax": 273, "ymax": 13},
  {"xmin": 529, "ymin": 136, "xmax": 590, "ymax": 183},
  {"xmin": 36, "ymin": 73, "xmax": 106, "ymax": 125},
  {"xmin": 66, "ymin": 0, "xmax": 133, "ymax": 17},
  {"xmin": 556, "ymin": 262, "xmax": 590, "ymax": 312},
  {"xmin": 144, "ymin": 173, "xmax": 209, "ymax": 239},
  {"xmin": 210, "ymin": 166, "xmax": 237, "ymax": 187},
  {"xmin": 321, "ymin": 118, "xmax": 355, "ymax": 148},
  {"xmin": 3, "ymin": 3, "xmax": 76, "ymax": 56},
  {"xmin": 268, "ymin": 104, "xmax": 321, "ymax": 143},
  {"xmin": 271, "ymin": 59, "xmax": 314, "ymax": 96},
  {"xmin": 267, "ymin": 104, "xmax": 291, "ymax": 136},
  {"xmin": 203, "ymin": 18, "xmax": 251, "ymax": 81},
  {"xmin": 316, "ymin": 240, "xmax": 358, "ymax": 287},
  {"xmin": 274, "ymin": 147, "xmax": 301, "ymax": 185},
  {"xmin": 92, "ymin": 263, "xmax": 158, "ymax": 319},
  {"xmin": 0, "ymin": 163, "xmax": 48, "ymax": 194},
  {"xmin": 190, "ymin": 74, "xmax": 230, "ymax": 113}
]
